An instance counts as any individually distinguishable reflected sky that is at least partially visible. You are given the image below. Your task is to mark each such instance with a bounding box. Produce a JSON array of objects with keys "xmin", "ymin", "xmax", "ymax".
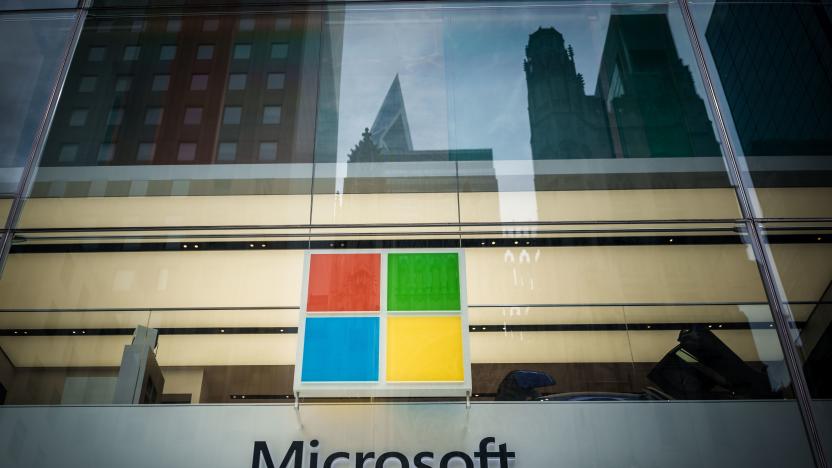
[
  {"xmin": 334, "ymin": 3, "xmax": 708, "ymax": 162},
  {"xmin": 0, "ymin": 13, "xmax": 74, "ymax": 173}
]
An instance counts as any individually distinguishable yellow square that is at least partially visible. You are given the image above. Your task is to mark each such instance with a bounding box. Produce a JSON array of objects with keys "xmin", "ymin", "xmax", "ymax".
[{"xmin": 386, "ymin": 316, "xmax": 464, "ymax": 382}]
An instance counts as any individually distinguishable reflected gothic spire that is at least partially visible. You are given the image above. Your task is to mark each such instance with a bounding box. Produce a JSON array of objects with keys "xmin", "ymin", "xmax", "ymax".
[{"xmin": 369, "ymin": 74, "xmax": 414, "ymax": 153}]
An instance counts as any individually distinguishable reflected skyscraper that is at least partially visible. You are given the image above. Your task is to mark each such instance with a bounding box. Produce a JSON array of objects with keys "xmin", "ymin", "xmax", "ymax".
[
  {"xmin": 524, "ymin": 27, "xmax": 613, "ymax": 159},
  {"xmin": 596, "ymin": 12, "xmax": 721, "ymax": 158},
  {"xmin": 705, "ymin": 0, "xmax": 832, "ymax": 156},
  {"xmin": 526, "ymin": 12, "xmax": 721, "ymax": 159}
]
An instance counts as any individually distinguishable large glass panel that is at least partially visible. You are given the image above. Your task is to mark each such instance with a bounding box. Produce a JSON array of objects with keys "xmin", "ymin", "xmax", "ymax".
[
  {"xmin": 0, "ymin": 223, "xmax": 799, "ymax": 404},
  {"xmin": 462, "ymin": 223, "xmax": 792, "ymax": 401},
  {"xmin": 313, "ymin": 1, "xmax": 740, "ymax": 239},
  {"xmin": 0, "ymin": 309, "xmax": 151, "ymax": 404},
  {"xmin": 760, "ymin": 221, "xmax": 832, "ymax": 456},
  {"xmin": 149, "ymin": 308, "xmax": 297, "ymax": 403},
  {"xmin": 691, "ymin": 0, "xmax": 832, "ymax": 219},
  {"xmin": 0, "ymin": 11, "xmax": 76, "ymax": 196},
  {"xmin": 0, "ymin": 237, "xmax": 303, "ymax": 404},
  {"xmin": 21, "ymin": 11, "xmax": 323, "ymax": 231}
]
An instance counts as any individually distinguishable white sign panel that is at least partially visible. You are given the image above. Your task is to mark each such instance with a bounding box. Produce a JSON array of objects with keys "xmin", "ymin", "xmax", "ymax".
[{"xmin": 293, "ymin": 249, "xmax": 471, "ymax": 398}]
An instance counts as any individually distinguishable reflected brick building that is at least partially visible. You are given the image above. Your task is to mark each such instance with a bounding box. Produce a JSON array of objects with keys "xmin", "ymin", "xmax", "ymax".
[{"xmin": 41, "ymin": 13, "xmax": 321, "ymax": 165}]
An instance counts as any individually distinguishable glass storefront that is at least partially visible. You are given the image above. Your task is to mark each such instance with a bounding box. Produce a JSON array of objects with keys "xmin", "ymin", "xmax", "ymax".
[{"xmin": 0, "ymin": 1, "xmax": 830, "ymax": 467}]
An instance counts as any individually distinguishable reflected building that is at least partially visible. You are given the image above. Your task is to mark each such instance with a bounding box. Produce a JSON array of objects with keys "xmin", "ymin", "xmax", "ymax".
[
  {"xmin": 40, "ymin": 14, "xmax": 330, "ymax": 166},
  {"xmin": 524, "ymin": 27, "xmax": 613, "ymax": 159},
  {"xmin": 705, "ymin": 1, "xmax": 832, "ymax": 156},
  {"xmin": 347, "ymin": 75, "xmax": 492, "ymax": 164},
  {"xmin": 596, "ymin": 12, "xmax": 721, "ymax": 158},
  {"xmin": 526, "ymin": 12, "xmax": 721, "ymax": 159}
]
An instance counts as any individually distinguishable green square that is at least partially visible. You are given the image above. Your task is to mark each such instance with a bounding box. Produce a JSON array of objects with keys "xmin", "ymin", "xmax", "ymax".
[{"xmin": 387, "ymin": 253, "xmax": 461, "ymax": 311}]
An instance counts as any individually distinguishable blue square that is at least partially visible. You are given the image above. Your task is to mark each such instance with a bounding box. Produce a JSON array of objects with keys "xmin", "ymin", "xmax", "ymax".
[{"xmin": 301, "ymin": 317, "xmax": 379, "ymax": 382}]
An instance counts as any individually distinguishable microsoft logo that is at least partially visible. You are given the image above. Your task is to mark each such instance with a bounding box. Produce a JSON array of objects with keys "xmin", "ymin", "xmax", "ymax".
[{"xmin": 293, "ymin": 250, "xmax": 471, "ymax": 398}]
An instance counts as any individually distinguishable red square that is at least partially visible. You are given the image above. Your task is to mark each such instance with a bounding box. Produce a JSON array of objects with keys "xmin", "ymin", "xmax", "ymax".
[{"xmin": 306, "ymin": 253, "xmax": 380, "ymax": 312}]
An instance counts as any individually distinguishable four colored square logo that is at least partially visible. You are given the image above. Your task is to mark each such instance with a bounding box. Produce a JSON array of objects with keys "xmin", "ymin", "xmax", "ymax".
[{"xmin": 294, "ymin": 250, "xmax": 471, "ymax": 397}]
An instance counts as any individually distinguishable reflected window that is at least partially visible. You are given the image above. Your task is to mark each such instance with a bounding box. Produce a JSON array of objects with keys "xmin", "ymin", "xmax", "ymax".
[
  {"xmin": 203, "ymin": 18, "xmax": 219, "ymax": 32},
  {"xmin": 239, "ymin": 17, "xmax": 255, "ymax": 31},
  {"xmin": 177, "ymin": 142, "xmax": 197, "ymax": 161},
  {"xmin": 130, "ymin": 20, "xmax": 145, "ymax": 33},
  {"xmin": 151, "ymin": 74, "xmax": 170, "ymax": 91},
  {"xmin": 275, "ymin": 18, "xmax": 291, "ymax": 30},
  {"xmin": 123, "ymin": 45, "xmax": 140, "ymax": 61},
  {"xmin": 196, "ymin": 44, "xmax": 214, "ymax": 60},
  {"xmin": 115, "ymin": 76, "xmax": 131, "ymax": 92},
  {"xmin": 228, "ymin": 73, "xmax": 246, "ymax": 91},
  {"xmin": 87, "ymin": 46, "xmax": 105, "ymax": 62},
  {"xmin": 160, "ymin": 45, "xmax": 176, "ymax": 60},
  {"xmin": 270, "ymin": 43, "xmax": 288, "ymax": 59},
  {"xmin": 97, "ymin": 143, "xmax": 115, "ymax": 162},
  {"xmin": 217, "ymin": 142, "xmax": 237, "ymax": 162},
  {"xmin": 263, "ymin": 106, "xmax": 281, "ymax": 124},
  {"xmin": 266, "ymin": 72, "xmax": 284, "ymax": 90},
  {"xmin": 69, "ymin": 109, "xmax": 88, "ymax": 127},
  {"xmin": 258, "ymin": 141, "xmax": 277, "ymax": 161},
  {"xmin": 166, "ymin": 19, "xmax": 181, "ymax": 33},
  {"xmin": 223, "ymin": 106, "xmax": 242, "ymax": 125},
  {"xmin": 137, "ymin": 142, "xmax": 155, "ymax": 162},
  {"xmin": 233, "ymin": 43, "xmax": 251, "ymax": 60},
  {"xmin": 57, "ymin": 144, "xmax": 78, "ymax": 163},
  {"xmin": 190, "ymin": 74, "xmax": 209, "ymax": 90},
  {"xmin": 107, "ymin": 108, "xmax": 124, "ymax": 126},
  {"xmin": 78, "ymin": 76, "xmax": 96, "ymax": 92},
  {"xmin": 145, "ymin": 107, "xmax": 163, "ymax": 125},
  {"xmin": 184, "ymin": 107, "xmax": 202, "ymax": 125}
]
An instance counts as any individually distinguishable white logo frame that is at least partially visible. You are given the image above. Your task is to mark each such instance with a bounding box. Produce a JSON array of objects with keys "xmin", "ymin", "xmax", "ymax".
[{"xmin": 293, "ymin": 248, "xmax": 472, "ymax": 399}]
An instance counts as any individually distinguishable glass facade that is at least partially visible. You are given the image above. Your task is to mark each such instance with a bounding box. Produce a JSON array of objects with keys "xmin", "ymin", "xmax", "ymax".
[
  {"xmin": 0, "ymin": 10, "xmax": 77, "ymax": 210},
  {"xmin": 0, "ymin": 1, "xmax": 830, "ymax": 467}
]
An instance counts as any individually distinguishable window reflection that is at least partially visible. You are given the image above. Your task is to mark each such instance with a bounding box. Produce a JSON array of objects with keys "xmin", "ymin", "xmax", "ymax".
[
  {"xmin": 38, "ymin": 12, "xmax": 308, "ymax": 173},
  {"xmin": 324, "ymin": 5, "xmax": 721, "ymax": 162},
  {"xmin": 310, "ymin": 3, "xmax": 738, "ymax": 226},
  {"xmin": 697, "ymin": 1, "xmax": 832, "ymax": 218}
]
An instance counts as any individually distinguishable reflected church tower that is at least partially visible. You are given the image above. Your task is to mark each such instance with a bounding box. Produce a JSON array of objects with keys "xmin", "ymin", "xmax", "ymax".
[
  {"xmin": 524, "ymin": 27, "xmax": 613, "ymax": 159},
  {"xmin": 525, "ymin": 12, "xmax": 721, "ymax": 160}
]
